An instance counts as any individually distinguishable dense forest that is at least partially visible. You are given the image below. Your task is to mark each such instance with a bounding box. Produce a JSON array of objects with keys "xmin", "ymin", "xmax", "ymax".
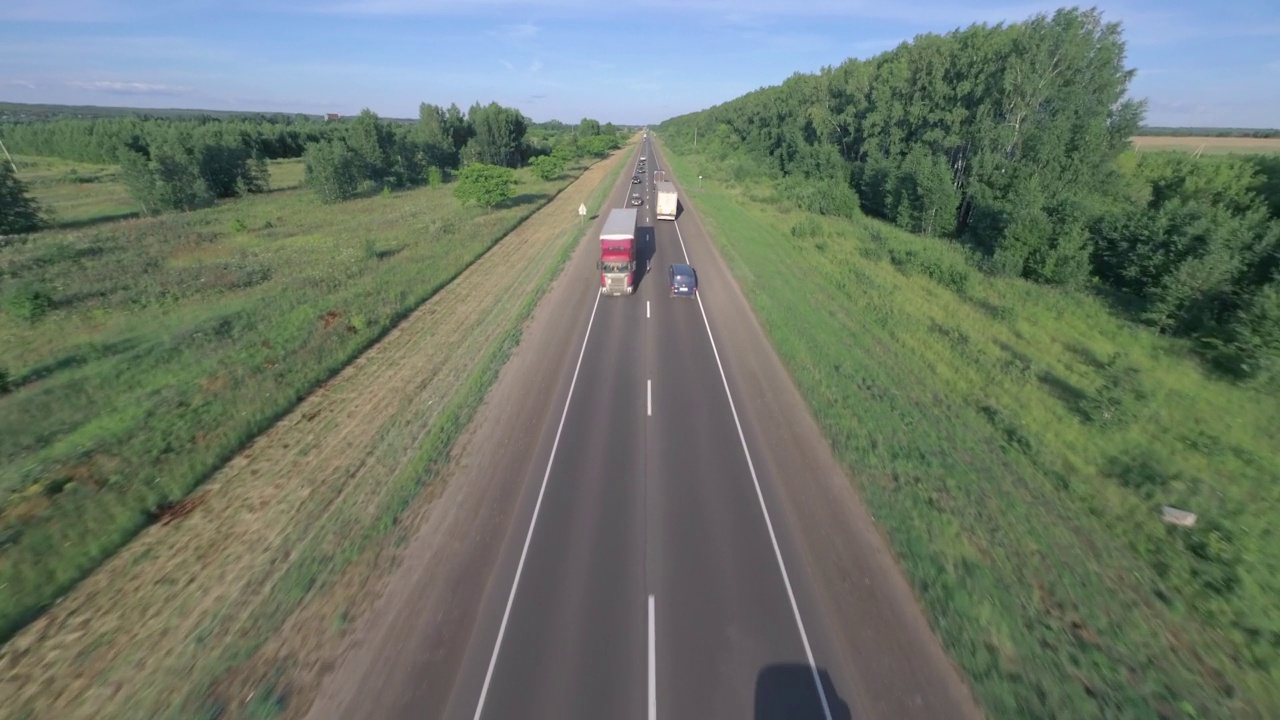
[
  {"xmin": 0, "ymin": 101, "xmax": 626, "ymax": 217},
  {"xmin": 657, "ymin": 7, "xmax": 1280, "ymax": 385}
]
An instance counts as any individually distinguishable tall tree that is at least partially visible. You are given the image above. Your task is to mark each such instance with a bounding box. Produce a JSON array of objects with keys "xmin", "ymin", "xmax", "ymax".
[
  {"xmin": 0, "ymin": 163, "xmax": 47, "ymax": 234},
  {"xmin": 462, "ymin": 102, "xmax": 528, "ymax": 168}
]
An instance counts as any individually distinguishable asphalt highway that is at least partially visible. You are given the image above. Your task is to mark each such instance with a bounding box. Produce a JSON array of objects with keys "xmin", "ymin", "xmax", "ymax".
[
  {"xmin": 306, "ymin": 135, "xmax": 981, "ymax": 720},
  {"xmin": 439, "ymin": 139, "xmax": 853, "ymax": 720}
]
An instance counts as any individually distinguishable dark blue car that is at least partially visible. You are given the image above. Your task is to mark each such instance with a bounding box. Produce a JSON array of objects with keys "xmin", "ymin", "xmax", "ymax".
[{"xmin": 668, "ymin": 263, "xmax": 698, "ymax": 297}]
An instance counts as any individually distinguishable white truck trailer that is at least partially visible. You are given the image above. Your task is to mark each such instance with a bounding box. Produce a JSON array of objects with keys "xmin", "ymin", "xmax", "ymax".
[{"xmin": 655, "ymin": 181, "xmax": 678, "ymax": 221}]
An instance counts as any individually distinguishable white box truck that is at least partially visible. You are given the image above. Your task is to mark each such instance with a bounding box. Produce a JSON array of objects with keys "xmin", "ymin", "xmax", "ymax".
[{"xmin": 655, "ymin": 181, "xmax": 678, "ymax": 221}]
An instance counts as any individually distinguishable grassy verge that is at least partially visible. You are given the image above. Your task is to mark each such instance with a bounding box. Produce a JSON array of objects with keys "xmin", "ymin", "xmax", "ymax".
[
  {"xmin": 660, "ymin": 142, "xmax": 1280, "ymax": 719},
  {"xmin": 12, "ymin": 155, "xmax": 306, "ymax": 227},
  {"xmin": 188, "ymin": 149, "xmax": 629, "ymax": 719},
  {"xmin": 0, "ymin": 158, "xmax": 591, "ymax": 645}
]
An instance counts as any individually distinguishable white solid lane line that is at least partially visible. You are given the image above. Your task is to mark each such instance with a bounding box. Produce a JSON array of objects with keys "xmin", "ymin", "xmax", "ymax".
[
  {"xmin": 670, "ymin": 219, "xmax": 836, "ymax": 720},
  {"xmin": 471, "ymin": 289, "xmax": 605, "ymax": 720},
  {"xmin": 648, "ymin": 594, "xmax": 657, "ymax": 720}
]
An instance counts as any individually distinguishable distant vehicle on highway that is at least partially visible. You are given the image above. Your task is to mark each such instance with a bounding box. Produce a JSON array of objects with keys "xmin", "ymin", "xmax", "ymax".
[
  {"xmin": 640, "ymin": 154, "xmax": 646, "ymax": 161},
  {"xmin": 630, "ymin": 193, "xmax": 643, "ymax": 206},
  {"xmin": 668, "ymin": 263, "xmax": 698, "ymax": 297},
  {"xmin": 632, "ymin": 176, "xmax": 642, "ymax": 184},
  {"xmin": 637, "ymin": 167, "xmax": 645, "ymax": 173}
]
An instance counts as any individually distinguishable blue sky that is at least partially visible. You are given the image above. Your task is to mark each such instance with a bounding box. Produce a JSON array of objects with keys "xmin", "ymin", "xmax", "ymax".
[{"xmin": 1, "ymin": 0, "xmax": 1277, "ymax": 128}]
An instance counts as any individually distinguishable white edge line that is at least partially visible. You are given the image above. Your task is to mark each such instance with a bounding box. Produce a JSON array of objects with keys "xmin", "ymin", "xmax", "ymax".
[
  {"xmin": 672, "ymin": 219, "xmax": 836, "ymax": 720},
  {"xmin": 648, "ymin": 594, "xmax": 657, "ymax": 720},
  {"xmin": 471, "ymin": 289, "xmax": 604, "ymax": 720}
]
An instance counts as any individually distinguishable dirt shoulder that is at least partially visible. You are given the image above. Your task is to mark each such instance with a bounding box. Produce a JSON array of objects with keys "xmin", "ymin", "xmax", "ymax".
[{"xmin": 0, "ymin": 147, "xmax": 631, "ymax": 720}]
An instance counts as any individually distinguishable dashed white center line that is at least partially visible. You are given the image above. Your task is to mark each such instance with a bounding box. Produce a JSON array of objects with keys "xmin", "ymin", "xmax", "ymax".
[
  {"xmin": 648, "ymin": 594, "xmax": 657, "ymax": 720},
  {"xmin": 647, "ymin": 300, "xmax": 651, "ymax": 318},
  {"xmin": 647, "ymin": 379, "xmax": 652, "ymax": 417}
]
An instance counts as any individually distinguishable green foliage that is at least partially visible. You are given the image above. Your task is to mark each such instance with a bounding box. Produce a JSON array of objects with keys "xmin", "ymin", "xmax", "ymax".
[
  {"xmin": 452, "ymin": 163, "xmax": 516, "ymax": 208},
  {"xmin": 0, "ymin": 163, "xmax": 48, "ymax": 234},
  {"xmin": 529, "ymin": 155, "xmax": 565, "ymax": 181},
  {"xmin": 303, "ymin": 139, "xmax": 362, "ymax": 203},
  {"xmin": 778, "ymin": 175, "xmax": 861, "ymax": 220},
  {"xmin": 578, "ymin": 118, "xmax": 602, "ymax": 137},
  {"xmin": 461, "ymin": 102, "xmax": 529, "ymax": 168},
  {"xmin": 116, "ymin": 142, "xmax": 215, "ymax": 214},
  {"xmin": 0, "ymin": 155, "xmax": 590, "ymax": 648},
  {"xmin": 658, "ymin": 142, "xmax": 1280, "ymax": 719},
  {"xmin": 346, "ymin": 108, "xmax": 396, "ymax": 185},
  {"xmin": 578, "ymin": 134, "xmax": 619, "ymax": 158},
  {"xmin": 0, "ymin": 114, "xmax": 339, "ymax": 165},
  {"xmin": 4, "ymin": 282, "xmax": 54, "ymax": 322},
  {"xmin": 656, "ymin": 6, "xmax": 1280, "ymax": 381}
]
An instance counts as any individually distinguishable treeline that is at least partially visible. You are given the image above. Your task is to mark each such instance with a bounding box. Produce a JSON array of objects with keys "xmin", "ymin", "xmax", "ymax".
[
  {"xmin": 0, "ymin": 101, "xmax": 627, "ymax": 223},
  {"xmin": 657, "ymin": 6, "xmax": 1280, "ymax": 384},
  {"xmin": 0, "ymin": 115, "xmax": 338, "ymax": 164},
  {"xmin": 303, "ymin": 103, "xmax": 625, "ymax": 203}
]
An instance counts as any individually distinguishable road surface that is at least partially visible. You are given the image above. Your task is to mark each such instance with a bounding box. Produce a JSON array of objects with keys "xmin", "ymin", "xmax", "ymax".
[{"xmin": 305, "ymin": 137, "xmax": 982, "ymax": 720}]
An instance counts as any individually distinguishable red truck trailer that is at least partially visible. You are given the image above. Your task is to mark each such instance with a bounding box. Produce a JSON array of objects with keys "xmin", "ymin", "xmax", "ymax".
[{"xmin": 599, "ymin": 207, "xmax": 638, "ymax": 295}]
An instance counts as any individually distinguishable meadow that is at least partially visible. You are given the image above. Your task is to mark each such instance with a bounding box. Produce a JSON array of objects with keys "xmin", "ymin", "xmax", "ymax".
[
  {"xmin": 1130, "ymin": 135, "xmax": 1280, "ymax": 154},
  {"xmin": 0, "ymin": 156, "xmax": 586, "ymax": 645},
  {"xmin": 660, "ymin": 143, "xmax": 1280, "ymax": 719},
  {"xmin": 11, "ymin": 155, "xmax": 308, "ymax": 228}
]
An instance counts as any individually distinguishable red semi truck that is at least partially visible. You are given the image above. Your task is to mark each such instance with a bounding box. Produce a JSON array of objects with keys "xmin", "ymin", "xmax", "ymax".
[{"xmin": 599, "ymin": 207, "xmax": 638, "ymax": 295}]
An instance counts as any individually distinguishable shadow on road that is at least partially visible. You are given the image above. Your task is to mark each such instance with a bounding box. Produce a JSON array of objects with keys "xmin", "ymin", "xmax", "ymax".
[
  {"xmin": 634, "ymin": 224, "xmax": 656, "ymax": 290},
  {"xmin": 755, "ymin": 664, "xmax": 853, "ymax": 720}
]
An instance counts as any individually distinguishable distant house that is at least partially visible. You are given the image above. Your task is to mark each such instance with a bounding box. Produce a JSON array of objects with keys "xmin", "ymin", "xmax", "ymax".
[{"xmin": 325, "ymin": 113, "xmax": 342, "ymax": 122}]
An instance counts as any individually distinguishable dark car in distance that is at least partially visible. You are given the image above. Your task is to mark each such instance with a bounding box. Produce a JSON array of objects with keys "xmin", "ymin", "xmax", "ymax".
[{"xmin": 669, "ymin": 263, "xmax": 698, "ymax": 297}]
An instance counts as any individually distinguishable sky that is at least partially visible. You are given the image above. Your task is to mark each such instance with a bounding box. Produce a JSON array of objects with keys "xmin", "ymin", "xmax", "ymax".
[{"xmin": 1, "ymin": 0, "xmax": 1278, "ymax": 128}]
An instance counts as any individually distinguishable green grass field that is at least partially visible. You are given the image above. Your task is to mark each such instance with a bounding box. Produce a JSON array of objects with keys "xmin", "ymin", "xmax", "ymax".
[
  {"xmin": 661, "ymin": 145, "xmax": 1280, "ymax": 719},
  {"xmin": 0, "ymin": 159, "xmax": 589, "ymax": 644},
  {"xmin": 12, "ymin": 155, "xmax": 308, "ymax": 227},
  {"xmin": 1131, "ymin": 135, "xmax": 1280, "ymax": 154}
]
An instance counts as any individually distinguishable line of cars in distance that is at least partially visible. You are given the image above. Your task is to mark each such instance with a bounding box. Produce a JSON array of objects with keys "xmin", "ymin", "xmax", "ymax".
[{"xmin": 604, "ymin": 143, "xmax": 698, "ymax": 298}]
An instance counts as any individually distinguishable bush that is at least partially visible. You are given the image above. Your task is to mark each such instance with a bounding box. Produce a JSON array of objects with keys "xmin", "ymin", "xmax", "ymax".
[
  {"xmin": 780, "ymin": 176, "xmax": 862, "ymax": 220},
  {"xmin": 304, "ymin": 139, "xmax": 363, "ymax": 204},
  {"xmin": 453, "ymin": 163, "xmax": 516, "ymax": 208},
  {"xmin": 528, "ymin": 155, "xmax": 565, "ymax": 181},
  {"xmin": 5, "ymin": 282, "xmax": 55, "ymax": 322}
]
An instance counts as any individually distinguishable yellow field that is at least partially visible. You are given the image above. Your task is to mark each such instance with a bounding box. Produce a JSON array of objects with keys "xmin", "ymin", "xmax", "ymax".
[{"xmin": 1130, "ymin": 135, "xmax": 1280, "ymax": 154}]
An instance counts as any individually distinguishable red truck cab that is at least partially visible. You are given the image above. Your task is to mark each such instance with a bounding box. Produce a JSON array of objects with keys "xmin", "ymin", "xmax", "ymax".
[{"xmin": 598, "ymin": 208, "xmax": 638, "ymax": 295}]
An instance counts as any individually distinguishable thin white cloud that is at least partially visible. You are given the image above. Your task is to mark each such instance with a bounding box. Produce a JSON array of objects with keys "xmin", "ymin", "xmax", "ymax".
[
  {"xmin": 489, "ymin": 21, "xmax": 539, "ymax": 39},
  {"xmin": 65, "ymin": 80, "xmax": 195, "ymax": 95},
  {"xmin": 0, "ymin": 35, "xmax": 239, "ymax": 66},
  {"xmin": 498, "ymin": 59, "xmax": 515, "ymax": 70},
  {"xmin": 5, "ymin": 80, "xmax": 39, "ymax": 89},
  {"xmin": 0, "ymin": 0, "xmax": 126, "ymax": 22}
]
